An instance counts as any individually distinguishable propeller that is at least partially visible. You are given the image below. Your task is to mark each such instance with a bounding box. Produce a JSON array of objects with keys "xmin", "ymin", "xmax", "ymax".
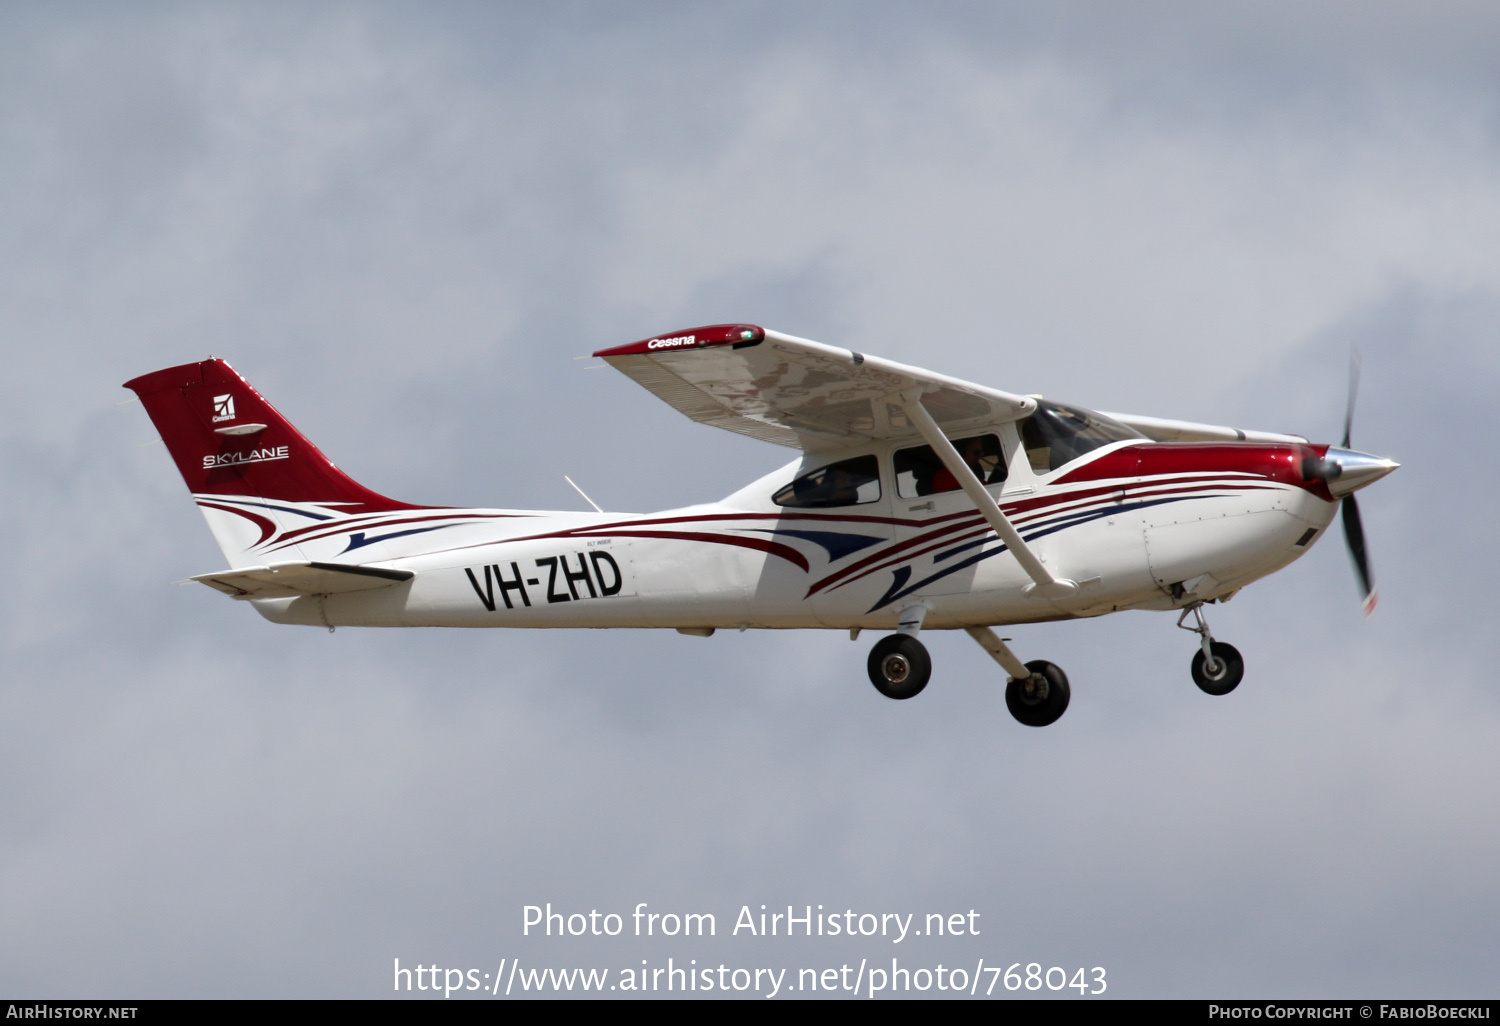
[
  {"xmin": 1342, "ymin": 488, "xmax": 1376, "ymax": 616},
  {"xmin": 1337, "ymin": 348, "xmax": 1377, "ymax": 616},
  {"xmin": 1299, "ymin": 347, "xmax": 1392, "ymax": 616},
  {"xmin": 1341, "ymin": 347, "xmax": 1360, "ymax": 450}
]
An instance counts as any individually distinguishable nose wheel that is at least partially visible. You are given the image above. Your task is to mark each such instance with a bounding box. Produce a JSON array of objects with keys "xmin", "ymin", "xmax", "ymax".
[
  {"xmin": 1191, "ymin": 641, "xmax": 1244, "ymax": 695},
  {"xmin": 1178, "ymin": 604, "xmax": 1244, "ymax": 695}
]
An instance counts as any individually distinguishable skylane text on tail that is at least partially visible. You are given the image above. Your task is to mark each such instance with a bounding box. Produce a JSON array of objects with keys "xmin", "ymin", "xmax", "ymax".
[{"xmin": 126, "ymin": 324, "xmax": 1396, "ymax": 726}]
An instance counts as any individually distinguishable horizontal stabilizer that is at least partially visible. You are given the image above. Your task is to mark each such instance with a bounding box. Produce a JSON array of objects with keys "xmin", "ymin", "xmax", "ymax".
[
  {"xmin": 192, "ymin": 561, "xmax": 414, "ymax": 599},
  {"xmin": 1100, "ymin": 412, "xmax": 1308, "ymax": 445}
]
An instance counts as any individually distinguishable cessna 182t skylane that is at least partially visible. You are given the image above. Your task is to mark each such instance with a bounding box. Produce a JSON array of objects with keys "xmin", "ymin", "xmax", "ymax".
[{"xmin": 126, "ymin": 324, "xmax": 1396, "ymax": 726}]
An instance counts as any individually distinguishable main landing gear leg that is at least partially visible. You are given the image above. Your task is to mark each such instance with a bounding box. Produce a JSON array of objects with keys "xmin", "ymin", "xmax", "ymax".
[
  {"xmin": 965, "ymin": 627, "xmax": 1070, "ymax": 727},
  {"xmin": 1178, "ymin": 603, "xmax": 1244, "ymax": 695},
  {"xmin": 866, "ymin": 604, "xmax": 932, "ymax": 700}
]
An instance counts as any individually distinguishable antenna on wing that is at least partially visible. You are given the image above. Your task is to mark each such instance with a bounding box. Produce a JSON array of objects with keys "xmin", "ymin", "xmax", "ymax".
[{"xmin": 563, "ymin": 475, "xmax": 604, "ymax": 513}]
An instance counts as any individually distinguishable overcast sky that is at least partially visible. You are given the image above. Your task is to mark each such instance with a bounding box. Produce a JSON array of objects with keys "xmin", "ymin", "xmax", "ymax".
[{"xmin": 2, "ymin": 1, "xmax": 1497, "ymax": 999}]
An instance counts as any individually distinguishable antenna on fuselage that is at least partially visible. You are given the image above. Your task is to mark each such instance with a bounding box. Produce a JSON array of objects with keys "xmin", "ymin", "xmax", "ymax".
[{"xmin": 563, "ymin": 475, "xmax": 604, "ymax": 514}]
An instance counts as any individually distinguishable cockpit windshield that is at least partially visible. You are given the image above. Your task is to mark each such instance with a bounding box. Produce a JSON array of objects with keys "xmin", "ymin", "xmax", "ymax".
[{"xmin": 1019, "ymin": 400, "xmax": 1145, "ymax": 473}]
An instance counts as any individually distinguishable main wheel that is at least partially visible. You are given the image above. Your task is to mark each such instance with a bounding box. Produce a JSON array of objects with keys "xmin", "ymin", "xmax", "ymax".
[
  {"xmin": 1005, "ymin": 660, "xmax": 1070, "ymax": 727},
  {"xmin": 1191, "ymin": 641, "xmax": 1243, "ymax": 695},
  {"xmin": 867, "ymin": 634, "xmax": 931, "ymax": 700}
]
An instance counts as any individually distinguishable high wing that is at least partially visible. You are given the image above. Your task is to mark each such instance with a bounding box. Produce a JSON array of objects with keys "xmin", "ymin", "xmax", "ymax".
[{"xmin": 593, "ymin": 324, "xmax": 1036, "ymax": 451}]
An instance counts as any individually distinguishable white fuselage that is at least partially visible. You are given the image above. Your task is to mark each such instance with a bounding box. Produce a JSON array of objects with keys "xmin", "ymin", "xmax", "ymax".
[{"xmin": 225, "ymin": 431, "xmax": 1339, "ymax": 633}]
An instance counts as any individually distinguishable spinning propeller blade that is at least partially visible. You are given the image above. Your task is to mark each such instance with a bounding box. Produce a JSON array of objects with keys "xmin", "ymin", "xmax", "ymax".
[
  {"xmin": 1342, "ymin": 493, "xmax": 1377, "ymax": 616},
  {"xmin": 1337, "ymin": 346, "xmax": 1378, "ymax": 616},
  {"xmin": 1342, "ymin": 347, "xmax": 1361, "ymax": 450}
]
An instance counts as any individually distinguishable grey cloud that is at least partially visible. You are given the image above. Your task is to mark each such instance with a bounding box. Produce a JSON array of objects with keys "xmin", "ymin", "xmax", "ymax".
[{"xmin": 1, "ymin": 2, "xmax": 1496, "ymax": 998}]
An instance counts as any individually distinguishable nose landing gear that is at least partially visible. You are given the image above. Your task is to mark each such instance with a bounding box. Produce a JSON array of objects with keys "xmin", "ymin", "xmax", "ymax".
[{"xmin": 1178, "ymin": 603, "xmax": 1244, "ymax": 695}]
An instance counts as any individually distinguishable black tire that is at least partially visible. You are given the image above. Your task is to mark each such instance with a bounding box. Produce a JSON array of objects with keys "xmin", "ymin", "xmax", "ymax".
[
  {"xmin": 1191, "ymin": 641, "xmax": 1244, "ymax": 695},
  {"xmin": 1005, "ymin": 660, "xmax": 1070, "ymax": 727},
  {"xmin": 867, "ymin": 634, "xmax": 931, "ymax": 700}
]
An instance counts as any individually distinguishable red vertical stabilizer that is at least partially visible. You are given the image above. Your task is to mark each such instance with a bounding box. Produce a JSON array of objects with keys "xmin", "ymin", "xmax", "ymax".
[{"xmin": 124, "ymin": 359, "xmax": 424, "ymax": 512}]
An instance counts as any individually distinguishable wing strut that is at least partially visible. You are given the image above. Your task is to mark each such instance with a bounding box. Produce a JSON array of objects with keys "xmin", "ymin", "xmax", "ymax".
[{"xmin": 898, "ymin": 390, "xmax": 1077, "ymax": 599}]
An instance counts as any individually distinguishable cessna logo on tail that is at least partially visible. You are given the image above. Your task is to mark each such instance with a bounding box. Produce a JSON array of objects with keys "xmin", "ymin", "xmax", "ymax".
[
  {"xmin": 212, "ymin": 394, "xmax": 236, "ymax": 422},
  {"xmin": 203, "ymin": 445, "xmax": 290, "ymax": 469}
]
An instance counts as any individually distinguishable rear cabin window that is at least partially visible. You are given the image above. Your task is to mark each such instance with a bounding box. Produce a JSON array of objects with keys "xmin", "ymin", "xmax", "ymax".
[
  {"xmin": 772, "ymin": 455, "xmax": 882, "ymax": 508},
  {"xmin": 1019, "ymin": 401, "xmax": 1145, "ymax": 473},
  {"xmin": 894, "ymin": 434, "xmax": 1006, "ymax": 498}
]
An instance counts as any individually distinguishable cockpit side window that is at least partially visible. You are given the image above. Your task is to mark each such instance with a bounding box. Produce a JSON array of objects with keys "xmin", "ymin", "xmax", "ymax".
[
  {"xmin": 894, "ymin": 434, "xmax": 1007, "ymax": 498},
  {"xmin": 772, "ymin": 454, "xmax": 882, "ymax": 508},
  {"xmin": 1019, "ymin": 401, "xmax": 1146, "ymax": 473}
]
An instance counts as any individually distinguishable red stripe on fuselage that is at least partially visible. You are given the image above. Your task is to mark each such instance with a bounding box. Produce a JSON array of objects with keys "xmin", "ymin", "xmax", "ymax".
[
  {"xmin": 261, "ymin": 509, "xmax": 533, "ymax": 551},
  {"xmin": 802, "ymin": 513, "xmax": 988, "ymax": 596},
  {"xmin": 413, "ymin": 509, "xmax": 931, "ymax": 562},
  {"xmin": 251, "ymin": 443, "xmax": 1326, "ymax": 573},
  {"xmin": 806, "ymin": 477, "xmax": 1286, "ymax": 595},
  {"xmin": 197, "ymin": 501, "xmax": 278, "ymax": 547},
  {"xmin": 1056, "ymin": 442, "xmax": 1335, "ymax": 501},
  {"xmin": 578, "ymin": 530, "xmax": 810, "ymax": 572}
]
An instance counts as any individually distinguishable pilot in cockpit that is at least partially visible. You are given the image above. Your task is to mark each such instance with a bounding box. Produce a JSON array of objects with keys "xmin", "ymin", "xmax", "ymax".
[{"xmin": 930, "ymin": 437, "xmax": 1000, "ymax": 493}]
